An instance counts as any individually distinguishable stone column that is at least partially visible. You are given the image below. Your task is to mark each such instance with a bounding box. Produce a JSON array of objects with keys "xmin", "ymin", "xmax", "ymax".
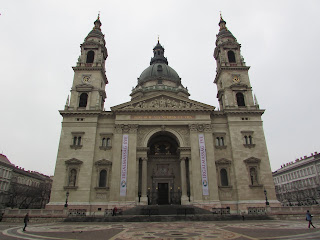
[
  {"xmin": 180, "ymin": 157, "xmax": 189, "ymax": 204},
  {"xmin": 140, "ymin": 157, "xmax": 148, "ymax": 204}
]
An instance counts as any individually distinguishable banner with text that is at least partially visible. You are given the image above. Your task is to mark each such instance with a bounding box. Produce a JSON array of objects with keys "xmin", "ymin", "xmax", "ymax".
[
  {"xmin": 198, "ymin": 134, "xmax": 209, "ymax": 196},
  {"xmin": 120, "ymin": 134, "xmax": 129, "ymax": 196}
]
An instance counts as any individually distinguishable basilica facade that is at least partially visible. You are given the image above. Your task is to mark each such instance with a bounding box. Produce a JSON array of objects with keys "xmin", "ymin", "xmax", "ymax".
[{"xmin": 47, "ymin": 16, "xmax": 279, "ymax": 213}]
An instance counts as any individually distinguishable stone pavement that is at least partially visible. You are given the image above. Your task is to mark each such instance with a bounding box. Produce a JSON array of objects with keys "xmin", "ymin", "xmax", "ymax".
[{"xmin": 0, "ymin": 220, "xmax": 319, "ymax": 240}]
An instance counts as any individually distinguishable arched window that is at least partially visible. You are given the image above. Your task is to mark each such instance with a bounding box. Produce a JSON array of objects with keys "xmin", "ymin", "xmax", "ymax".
[
  {"xmin": 220, "ymin": 169, "xmax": 229, "ymax": 186},
  {"xmin": 236, "ymin": 92, "xmax": 245, "ymax": 106},
  {"xmin": 102, "ymin": 138, "xmax": 106, "ymax": 147},
  {"xmin": 244, "ymin": 136, "xmax": 248, "ymax": 144},
  {"xmin": 86, "ymin": 51, "xmax": 95, "ymax": 63},
  {"xmin": 248, "ymin": 136, "xmax": 253, "ymax": 145},
  {"xmin": 79, "ymin": 93, "xmax": 88, "ymax": 108},
  {"xmin": 220, "ymin": 137, "xmax": 224, "ymax": 146},
  {"xmin": 99, "ymin": 170, "xmax": 107, "ymax": 187},
  {"xmin": 107, "ymin": 138, "xmax": 111, "ymax": 147},
  {"xmin": 69, "ymin": 169, "xmax": 77, "ymax": 186},
  {"xmin": 227, "ymin": 50, "xmax": 236, "ymax": 63},
  {"xmin": 73, "ymin": 136, "xmax": 77, "ymax": 146},
  {"xmin": 215, "ymin": 137, "xmax": 225, "ymax": 146},
  {"xmin": 77, "ymin": 136, "xmax": 81, "ymax": 146},
  {"xmin": 215, "ymin": 137, "xmax": 220, "ymax": 146}
]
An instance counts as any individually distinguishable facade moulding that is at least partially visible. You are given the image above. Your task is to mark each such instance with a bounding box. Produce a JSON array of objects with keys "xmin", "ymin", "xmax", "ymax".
[
  {"xmin": 223, "ymin": 110, "xmax": 265, "ymax": 115},
  {"xmin": 59, "ymin": 110, "xmax": 102, "ymax": 116},
  {"xmin": 214, "ymin": 66, "xmax": 251, "ymax": 83}
]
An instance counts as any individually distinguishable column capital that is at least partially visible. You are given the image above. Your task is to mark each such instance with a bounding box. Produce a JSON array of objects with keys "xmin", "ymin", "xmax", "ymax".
[
  {"xmin": 114, "ymin": 124, "xmax": 139, "ymax": 134},
  {"xmin": 188, "ymin": 124, "xmax": 212, "ymax": 132},
  {"xmin": 180, "ymin": 157, "xmax": 187, "ymax": 162}
]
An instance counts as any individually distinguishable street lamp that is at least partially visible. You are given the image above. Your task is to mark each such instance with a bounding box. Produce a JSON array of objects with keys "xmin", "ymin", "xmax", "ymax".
[
  {"xmin": 64, "ymin": 191, "xmax": 69, "ymax": 208},
  {"xmin": 264, "ymin": 189, "xmax": 269, "ymax": 206}
]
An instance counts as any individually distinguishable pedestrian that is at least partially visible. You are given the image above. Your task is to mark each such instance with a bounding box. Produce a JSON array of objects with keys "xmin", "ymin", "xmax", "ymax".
[
  {"xmin": 112, "ymin": 206, "xmax": 117, "ymax": 216},
  {"xmin": 241, "ymin": 212, "xmax": 245, "ymax": 221},
  {"xmin": 306, "ymin": 210, "xmax": 315, "ymax": 228},
  {"xmin": 23, "ymin": 213, "xmax": 29, "ymax": 231}
]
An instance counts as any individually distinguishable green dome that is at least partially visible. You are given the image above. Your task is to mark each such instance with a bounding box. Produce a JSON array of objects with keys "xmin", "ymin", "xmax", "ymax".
[{"xmin": 138, "ymin": 63, "xmax": 180, "ymax": 84}]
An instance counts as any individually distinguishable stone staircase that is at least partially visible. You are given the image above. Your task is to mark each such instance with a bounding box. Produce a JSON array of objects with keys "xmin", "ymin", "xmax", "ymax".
[
  {"xmin": 64, "ymin": 205, "xmax": 273, "ymax": 222},
  {"xmin": 122, "ymin": 205, "xmax": 211, "ymax": 215}
]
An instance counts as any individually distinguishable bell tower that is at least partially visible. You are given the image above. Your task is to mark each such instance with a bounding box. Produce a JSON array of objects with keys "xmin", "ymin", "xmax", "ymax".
[
  {"xmin": 66, "ymin": 15, "xmax": 108, "ymax": 111},
  {"xmin": 214, "ymin": 15, "xmax": 258, "ymax": 111}
]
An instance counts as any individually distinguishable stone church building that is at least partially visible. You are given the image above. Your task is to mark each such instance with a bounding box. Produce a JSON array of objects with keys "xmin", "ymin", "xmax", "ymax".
[{"xmin": 47, "ymin": 16, "xmax": 279, "ymax": 213}]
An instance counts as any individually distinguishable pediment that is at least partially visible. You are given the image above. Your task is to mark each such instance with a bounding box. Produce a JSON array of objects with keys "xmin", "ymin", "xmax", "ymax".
[
  {"xmin": 111, "ymin": 93, "xmax": 215, "ymax": 112},
  {"xmin": 95, "ymin": 159, "xmax": 112, "ymax": 166},
  {"xmin": 244, "ymin": 157, "xmax": 261, "ymax": 164},
  {"xmin": 65, "ymin": 158, "xmax": 83, "ymax": 165}
]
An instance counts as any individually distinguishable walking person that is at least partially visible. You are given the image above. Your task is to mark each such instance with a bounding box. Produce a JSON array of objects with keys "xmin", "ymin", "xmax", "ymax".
[
  {"xmin": 306, "ymin": 210, "xmax": 316, "ymax": 228},
  {"xmin": 112, "ymin": 206, "xmax": 117, "ymax": 216},
  {"xmin": 23, "ymin": 213, "xmax": 29, "ymax": 231}
]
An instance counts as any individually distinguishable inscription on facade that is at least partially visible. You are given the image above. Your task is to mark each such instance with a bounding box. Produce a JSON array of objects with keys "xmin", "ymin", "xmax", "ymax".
[{"xmin": 131, "ymin": 115, "xmax": 195, "ymax": 120}]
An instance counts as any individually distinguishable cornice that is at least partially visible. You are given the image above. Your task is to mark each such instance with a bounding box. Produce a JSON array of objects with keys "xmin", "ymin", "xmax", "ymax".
[
  {"xmin": 211, "ymin": 109, "xmax": 264, "ymax": 117},
  {"xmin": 72, "ymin": 66, "xmax": 108, "ymax": 84},
  {"xmin": 223, "ymin": 109, "xmax": 265, "ymax": 115},
  {"xmin": 112, "ymin": 108, "xmax": 214, "ymax": 113},
  {"xmin": 111, "ymin": 93, "xmax": 215, "ymax": 113},
  {"xmin": 72, "ymin": 66, "xmax": 104, "ymax": 71},
  {"xmin": 211, "ymin": 111, "xmax": 225, "ymax": 116},
  {"xmin": 59, "ymin": 110, "xmax": 103, "ymax": 116},
  {"xmin": 214, "ymin": 66, "xmax": 250, "ymax": 83}
]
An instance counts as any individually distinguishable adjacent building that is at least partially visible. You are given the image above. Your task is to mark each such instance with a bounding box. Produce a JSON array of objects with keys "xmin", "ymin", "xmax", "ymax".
[
  {"xmin": 47, "ymin": 15, "xmax": 279, "ymax": 214},
  {"xmin": 0, "ymin": 154, "xmax": 52, "ymax": 209},
  {"xmin": 0, "ymin": 154, "xmax": 13, "ymax": 208},
  {"xmin": 273, "ymin": 152, "xmax": 320, "ymax": 206}
]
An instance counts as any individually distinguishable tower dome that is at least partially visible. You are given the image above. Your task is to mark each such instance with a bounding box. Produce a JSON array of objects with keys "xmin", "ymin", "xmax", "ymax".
[
  {"xmin": 138, "ymin": 63, "xmax": 181, "ymax": 84},
  {"xmin": 131, "ymin": 40, "xmax": 189, "ymax": 99}
]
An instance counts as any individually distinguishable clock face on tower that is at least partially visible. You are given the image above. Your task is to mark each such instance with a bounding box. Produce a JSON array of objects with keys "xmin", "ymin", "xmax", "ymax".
[
  {"xmin": 82, "ymin": 76, "xmax": 90, "ymax": 83},
  {"xmin": 233, "ymin": 76, "xmax": 240, "ymax": 83}
]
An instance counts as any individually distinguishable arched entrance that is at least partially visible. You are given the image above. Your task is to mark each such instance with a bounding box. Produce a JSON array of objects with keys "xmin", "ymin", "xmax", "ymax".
[{"xmin": 146, "ymin": 132, "xmax": 181, "ymax": 205}]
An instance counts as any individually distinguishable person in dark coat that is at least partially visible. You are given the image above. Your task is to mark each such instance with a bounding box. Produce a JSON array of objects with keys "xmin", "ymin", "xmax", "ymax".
[
  {"xmin": 306, "ymin": 210, "xmax": 316, "ymax": 228},
  {"xmin": 23, "ymin": 213, "xmax": 29, "ymax": 231},
  {"xmin": 112, "ymin": 206, "xmax": 117, "ymax": 216}
]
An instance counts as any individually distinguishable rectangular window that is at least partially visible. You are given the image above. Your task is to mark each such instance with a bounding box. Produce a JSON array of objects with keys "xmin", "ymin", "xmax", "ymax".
[{"xmin": 311, "ymin": 166, "xmax": 315, "ymax": 174}]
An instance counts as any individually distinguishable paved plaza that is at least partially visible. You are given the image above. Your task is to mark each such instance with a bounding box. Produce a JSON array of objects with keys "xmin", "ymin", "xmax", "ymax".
[{"xmin": 0, "ymin": 220, "xmax": 319, "ymax": 240}]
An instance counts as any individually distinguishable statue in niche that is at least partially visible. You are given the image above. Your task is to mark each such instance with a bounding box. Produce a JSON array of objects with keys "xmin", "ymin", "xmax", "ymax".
[{"xmin": 250, "ymin": 167, "xmax": 258, "ymax": 185}]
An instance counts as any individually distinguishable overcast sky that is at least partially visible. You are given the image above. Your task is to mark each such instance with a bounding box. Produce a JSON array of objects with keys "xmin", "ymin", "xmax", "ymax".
[{"xmin": 1, "ymin": 0, "xmax": 319, "ymax": 176}]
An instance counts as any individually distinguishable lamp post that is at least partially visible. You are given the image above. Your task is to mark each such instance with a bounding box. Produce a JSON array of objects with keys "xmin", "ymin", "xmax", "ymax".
[
  {"xmin": 64, "ymin": 191, "xmax": 69, "ymax": 208},
  {"xmin": 264, "ymin": 189, "xmax": 269, "ymax": 206}
]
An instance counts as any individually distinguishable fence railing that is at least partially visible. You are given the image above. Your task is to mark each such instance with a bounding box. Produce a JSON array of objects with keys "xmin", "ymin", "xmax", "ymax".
[
  {"xmin": 248, "ymin": 207, "xmax": 266, "ymax": 215},
  {"xmin": 4, "ymin": 209, "xmax": 65, "ymax": 216}
]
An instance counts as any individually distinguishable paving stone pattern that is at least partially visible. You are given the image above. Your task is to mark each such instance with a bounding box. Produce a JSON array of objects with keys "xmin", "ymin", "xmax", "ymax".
[{"xmin": 1, "ymin": 220, "xmax": 319, "ymax": 240}]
